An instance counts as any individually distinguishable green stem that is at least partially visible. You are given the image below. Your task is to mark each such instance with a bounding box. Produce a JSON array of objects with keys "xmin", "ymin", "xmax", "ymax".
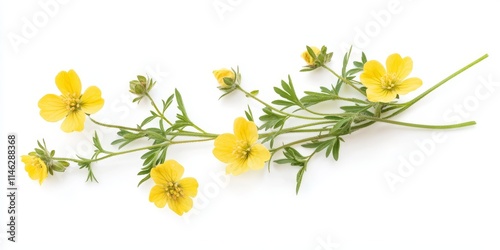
[
  {"xmin": 269, "ymin": 133, "xmax": 336, "ymax": 153},
  {"xmin": 146, "ymin": 94, "xmax": 173, "ymax": 126},
  {"xmin": 384, "ymin": 54, "xmax": 489, "ymax": 119},
  {"xmin": 322, "ymin": 65, "xmax": 365, "ymax": 95},
  {"xmin": 54, "ymin": 137, "xmax": 215, "ymax": 164},
  {"xmin": 236, "ymin": 85, "xmax": 323, "ymax": 120},
  {"xmin": 89, "ymin": 116, "xmax": 142, "ymax": 132},
  {"xmin": 359, "ymin": 115, "xmax": 476, "ymax": 129},
  {"xmin": 259, "ymin": 120, "xmax": 334, "ymax": 139}
]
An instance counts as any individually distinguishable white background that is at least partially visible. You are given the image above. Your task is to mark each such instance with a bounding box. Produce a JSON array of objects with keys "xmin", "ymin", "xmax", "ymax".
[{"xmin": 1, "ymin": 0, "xmax": 499, "ymax": 249}]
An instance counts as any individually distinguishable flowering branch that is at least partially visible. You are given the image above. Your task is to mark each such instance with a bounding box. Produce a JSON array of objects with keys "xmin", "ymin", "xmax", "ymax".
[{"xmin": 22, "ymin": 45, "xmax": 488, "ymax": 216}]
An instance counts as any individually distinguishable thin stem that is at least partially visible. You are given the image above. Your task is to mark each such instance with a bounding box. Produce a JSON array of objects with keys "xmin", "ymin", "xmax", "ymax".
[
  {"xmin": 146, "ymin": 94, "xmax": 173, "ymax": 126},
  {"xmin": 170, "ymin": 138, "xmax": 215, "ymax": 144},
  {"xmin": 322, "ymin": 65, "xmax": 365, "ymax": 95},
  {"xmin": 236, "ymin": 85, "xmax": 323, "ymax": 120},
  {"xmin": 169, "ymin": 131, "xmax": 218, "ymax": 138},
  {"xmin": 384, "ymin": 54, "xmax": 489, "ymax": 119},
  {"xmin": 359, "ymin": 115, "xmax": 476, "ymax": 129},
  {"xmin": 190, "ymin": 123, "xmax": 207, "ymax": 134},
  {"xmin": 269, "ymin": 133, "xmax": 336, "ymax": 153},
  {"xmin": 259, "ymin": 120, "xmax": 334, "ymax": 139},
  {"xmin": 89, "ymin": 116, "xmax": 142, "ymax": 132}
]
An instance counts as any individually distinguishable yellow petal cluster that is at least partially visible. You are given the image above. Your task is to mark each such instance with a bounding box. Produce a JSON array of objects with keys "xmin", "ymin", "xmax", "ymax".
[
  {"xmin": 38, "ymin": 70, "xmax": 104, "ymax": 132},
  {"xmin": 213, "ymin": 117, "xmax": 271, "ymax": 175},
  {"xmin": 301, "ymin": 46, "xmax": 321, "ymax": 65},
  {"xmin": 21, "ymin": 155, "xmax": 48, "ymax": 185},
  {"xmin": 212, "ymin": 68, "xmax": 235, "ymax": 88},
  {"xmin": 149, "ymin": 160, "xmax": 198, "ymax": 215},
  {"xmin": 360, "ymin": 53, "xmax": 422, "ymax": 102}
]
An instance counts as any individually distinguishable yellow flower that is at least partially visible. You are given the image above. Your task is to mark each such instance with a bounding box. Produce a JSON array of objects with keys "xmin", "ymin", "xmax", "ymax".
[
  {"xmin": 149, "ymin": 160, "xmax": 198, "ymax": 216},
  {"xmin": 213, "ymin": 68, "xmax": 235, "ymax": 87},
  {"xmin": 213, "ymin": 117, "xmax": 271, "ymax": 175},
  {"xmin": 360, "ymin": 53, "xmax": 422, "ymax": 103},
  {"xmin": 38, "ymin": 69, "xmax": 104, "ymax": 132},
  {"xmin": 21, "ymin": 155, "xmax": 48, "ymax": 185},
  {"xmin": 301, "ymin": 46, "xmax": 321, "ymax": 65}
]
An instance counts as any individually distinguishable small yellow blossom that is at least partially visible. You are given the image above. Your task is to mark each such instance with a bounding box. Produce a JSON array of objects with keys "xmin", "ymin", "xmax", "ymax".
[
  {"xmin": 213, "ymin": 68, "xmax": 235, "ymax": 87},
  {"xmin": 213, "ymin": 117, "xmax": 271, "ymax": 175},
  {"xmin": 149, "ymin": 160, "xmax": 198, "ymax": 215},
  {"xmin": 38, "ymin": 69, "xmax": 104, "ymax": 132},
  {"xmin": 301, "ymin": 46, "xmax": 321, "ymax": 65},
  {"xmin": 21, "ymin": 155, "xmax": 48, "ymax": 185},
  {"xmin": 360, "ymin": 53, "xmax": 422, "ymax": 103}
]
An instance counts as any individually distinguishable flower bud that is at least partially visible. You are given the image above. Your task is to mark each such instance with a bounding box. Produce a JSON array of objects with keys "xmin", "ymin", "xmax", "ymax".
[
  {"xmin": 213, "ymin": 68, "xmax": 235, "ymax": 88},
  {"xmin": 129, "ymin": 75, "xmax": 156, "ymax": 103},
  {"xmin": 300, "ymin": 46, "xmax": 333, "ymax": 72},
  {"xmin": 301, "ymin": 46, "xmax": 321, "ymax": 66}
]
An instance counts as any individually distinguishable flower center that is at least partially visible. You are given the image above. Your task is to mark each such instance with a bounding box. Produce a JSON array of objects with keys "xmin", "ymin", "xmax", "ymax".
[
  {"xmin": 164, "ymin": 181, "xmax": 184, "ymax": 200},
  {"xmin": 380, "ymin": 73, "xmax": 399, "ymax": 90},
  {"xmin": 233, "ymin": 140, "xmax": 252, "ymax": 160},
  {"xmin": 62, "ymin": 93, "xmax": 82, "ymax": 112}
]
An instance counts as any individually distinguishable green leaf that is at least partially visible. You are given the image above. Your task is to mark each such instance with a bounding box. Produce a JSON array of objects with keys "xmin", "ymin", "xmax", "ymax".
[
  {"xmin": 175, "ymin": 89, "xmax": 188, "ymax": 118},
  {"xmin": 137, "ymin": 174, "xmax": 151, "ymax": 187},
  {"xmin": 162, "ymin": 94, "xmax": 174, "ymax": 113},
  {"xmin": 331, "ymin": 118, "xmax": 353, "ymax": 135},
  {"xmin": 249, "ymin": 90, "xmax": 259, "ymax": 96},
  {"xmin": 140, "ymin": 115, "xmax": 156, "ymax": 128},
  {"xmin": 271, "ymin": 75, "xmax": 303, "ymax": 110},
  {"xmin": 244, "ymin": 105, "xmax": 254, "ymax": 122},
  {"xmin": 296, "ymin": 166, "xmax": 306, "ymax": 194},
  {"xmin": 259, "ymin": 107, "xmax": 288, "ymax": 131},
  {"xmin": 306, "ymin": 46, "xmax": 317, "ymax": 60}
]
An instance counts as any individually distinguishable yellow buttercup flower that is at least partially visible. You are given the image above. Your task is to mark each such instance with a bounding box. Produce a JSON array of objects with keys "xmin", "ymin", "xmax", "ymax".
[
  {"xmin": 213, "ymin": 68, "xmax": 235, "ymax": 87},
  {"xmin": 149, "ymin": 160, "xmax": 198, "ymax": 216},
  {"xmin": 301, "ymin": 46, "xmax": 321, "ymax": 65},
  {"xmin": 38, "ymin": 69, "xmax": 104, "ymax": 132},
  {"xmin": 360, "ymin": 53, "xmax": 422, "ymax": 103},
  {"xmin": 21, "ymin": 155, "xmax": 48, "ymax": 185},
  {"xmin": 213, "ymin": 117, "xmax": 271, "ymax": 175}
]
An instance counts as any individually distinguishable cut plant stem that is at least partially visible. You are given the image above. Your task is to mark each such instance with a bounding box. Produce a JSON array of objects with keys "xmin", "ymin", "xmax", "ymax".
[{"xmin": 384, "ymin": 54, "xmax": 489, "ymax": 119}]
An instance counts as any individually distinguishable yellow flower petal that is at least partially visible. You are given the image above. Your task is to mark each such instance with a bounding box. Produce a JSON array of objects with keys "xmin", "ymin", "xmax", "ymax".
[
  {"xmin": 81, "ymin": 86, "xmax": 104, "ymax": 114},
  {"xmin": 301, "ymin": 46, "xmax": 320, "ymax": 65},
  {"xmin": 213, "ymin": 133, "xmax": 237, "ymax": 163},
  {"xmin": 225, "ymin": 158, "xmax": 249, "ymax": 176},
  {"xmin": 386, "ymin": 53, "xmax": 413, "ymax": 80},
  {"xmin": 247, "ymin": 144, "xmax": 271, "ymax": 170},
  {"xmin": 149, "ymin": 185, "xmax": 168, "ymax": 208},
  {"xmin": 151, "ymin": 160, "xmax": 184, "ymax": 185},
  {"xmin": 234, "ymin": 117, "xmax": 258, "ymax": 143},
  {"xmin": 55, "ymin": 69, "xmax": 81, "ymax": 96},
  {"xmin": 178, "ymin": 177, "xmax": 198, "ymax": 197},
  {"xmin": 38, "ymin": 94, "xmax": 67, "ymax": 122},
  {"xmin": 213, "ymin": 68, "xmax": 234, "ymax": 87},
  {"xmin": 22, "ymin": 155, "xmax": 48, "ymax": 185},
  {"xmin": 366, "ymin": 87, "xmax": 397, "ymax": 103},
  {"xmin": 168, "ymin": 197, "xmax": 193, "ymax": 216},
  {"xmin": 360, "ymin": 60, "xmax": 386, "ymax": 89},
  {"xmin": 60, "ymin": 110, "xmax": 86, "ymax": 132},
  {"xmin": 396, "ymin": 77, "xmax": 423, "ymax": 95}
]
